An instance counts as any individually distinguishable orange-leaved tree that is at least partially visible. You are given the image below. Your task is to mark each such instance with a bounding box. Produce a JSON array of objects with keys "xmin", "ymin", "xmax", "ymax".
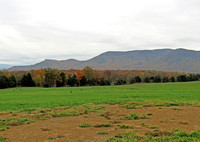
[{"xmin": 76, "ymin": 70, "xmax": 84, "ymax": 84}]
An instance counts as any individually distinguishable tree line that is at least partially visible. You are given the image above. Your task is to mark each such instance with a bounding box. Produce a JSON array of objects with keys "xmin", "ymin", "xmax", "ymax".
[{"xmin": 0, "ymin": 66, "xmax": 200, "ymax": 89}]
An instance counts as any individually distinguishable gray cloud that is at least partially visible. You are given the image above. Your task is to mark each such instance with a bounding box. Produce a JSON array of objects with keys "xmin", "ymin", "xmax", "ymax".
[{"xmin": 0, "ymin": 0, "xmax": 200, "ymax": 65}]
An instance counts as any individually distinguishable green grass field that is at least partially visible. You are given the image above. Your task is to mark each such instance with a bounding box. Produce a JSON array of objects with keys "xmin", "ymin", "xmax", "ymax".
[{"xmin": 1, "ymin": 81, "xmax": 200, "ymax": 112}]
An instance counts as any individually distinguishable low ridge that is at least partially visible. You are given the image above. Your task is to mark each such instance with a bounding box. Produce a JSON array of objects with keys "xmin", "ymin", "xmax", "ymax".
[{"xmin": 8, "ymin": 48, "xmax": 200, "ymax": 73}]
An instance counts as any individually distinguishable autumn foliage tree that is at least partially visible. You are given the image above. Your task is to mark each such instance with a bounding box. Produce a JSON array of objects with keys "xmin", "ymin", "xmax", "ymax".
[
  {"xmin": 1, "ymin": 66, "xmax": 200, "ymax": 89},
  {"xmin": 76, "ymin": 70, "xmax": 84, "ymax": 85},
  {"xmin": 103, "ymin": 70, "xmax": 112, "ymax": 81},
  {"xmin": 83, "ymin": 66, "xmax": 94, "ymax": 81},
  {"xmin": 31, "ymin": 69, "xmax": 45, "ymax": 86}
]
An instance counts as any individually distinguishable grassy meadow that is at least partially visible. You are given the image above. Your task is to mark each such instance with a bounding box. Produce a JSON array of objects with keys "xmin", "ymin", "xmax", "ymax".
[{"xmin": 1, "ymin": 81, "xmax": 200, "ymax": 112}]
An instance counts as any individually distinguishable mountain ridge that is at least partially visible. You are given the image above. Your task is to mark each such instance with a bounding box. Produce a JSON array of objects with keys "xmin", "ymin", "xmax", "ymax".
[{"xmin": 8, "ymin": 48, "xmax": 200, "ymax": 73}]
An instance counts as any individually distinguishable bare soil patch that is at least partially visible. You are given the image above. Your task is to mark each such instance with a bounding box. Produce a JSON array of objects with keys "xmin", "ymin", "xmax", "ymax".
[{"xmin": 0, "ymin": 103, "xmax": 200, "ymax": 142}]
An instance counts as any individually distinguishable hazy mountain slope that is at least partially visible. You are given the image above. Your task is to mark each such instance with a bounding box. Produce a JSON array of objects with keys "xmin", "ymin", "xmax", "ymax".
[
  {"xmin": 154, "ymin": 49, "xmax": 200, "ymax": 73},
  {"xmin": 85, "ymin": 49, "xmax": 172, "ymax": 70},
  {"xmin": 0, "ymin": 64, "xmax": 13, "ymax": 70},
  {"xmin": 8, "ymin": 49, "xmax": 200, "ymax": 73}
]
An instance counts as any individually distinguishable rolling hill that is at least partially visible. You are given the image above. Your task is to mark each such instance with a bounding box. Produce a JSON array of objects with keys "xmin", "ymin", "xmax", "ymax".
[{"xmin": 8, "ymin": 48, "xmax": 200, "ymax": 73}]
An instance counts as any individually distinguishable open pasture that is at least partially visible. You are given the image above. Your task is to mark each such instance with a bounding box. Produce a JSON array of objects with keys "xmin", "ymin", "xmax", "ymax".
[
  {"xmin": 0, "ymin": 82, "xmax": 200, "ymax": 141},
  {"xmin": 1, "ymin": 81, "xmax": 200, "ymax": 111}
]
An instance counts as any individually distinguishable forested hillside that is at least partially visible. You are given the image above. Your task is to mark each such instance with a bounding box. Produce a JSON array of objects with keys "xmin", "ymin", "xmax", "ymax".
[{"xmin": 9, "ymin": 49, "xmax": 200, "ymax": 73}]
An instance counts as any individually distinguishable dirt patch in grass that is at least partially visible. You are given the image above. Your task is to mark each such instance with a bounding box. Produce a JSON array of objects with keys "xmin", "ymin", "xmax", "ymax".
[{"xmin": 0, "ymin": 103, "xmax": 200, "ymax": 141}]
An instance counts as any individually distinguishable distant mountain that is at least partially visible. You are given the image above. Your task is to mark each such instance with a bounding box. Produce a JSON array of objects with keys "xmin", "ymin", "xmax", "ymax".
[
  {"xmin": 0, "ymin": 64, "xmax": 12, "ymax": 70},
  {"xmin": 8, "ymin": 48, "xmax": 200, "ymax": 73}
]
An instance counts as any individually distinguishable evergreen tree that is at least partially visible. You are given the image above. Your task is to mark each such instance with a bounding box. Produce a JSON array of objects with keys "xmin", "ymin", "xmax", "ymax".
[
  {"xmin": 20, "ymin": 74, "xmax": 27, "ymax": 86},
  {"xmin": 80, "ymin": 76, "xmax": 87, "ymax": 86},
  {"xmin": 170, "ymin": 76, "xmax": 176, "ymax": 82},
  {"xmin": 0, "ymin": 75, "xmax": 9, "ymax": 89},
  {"xmin": 56, "ymin": 72, "xmax": 66, "ymax": 87},
  {"xmin": 177, "ymin": 75, "xmax": 186, "ymax": 82},
  {"xmin": 21, "ymin": 73, "xmax": 35, "ymax": 87},
  {"xmin": 27, "ymin": 73, "xmax": 36, "ymax": 87},
  {"xmin": 134, "ymin": 76, "xmax": 142, "ymax": 83},
  {"xmin": 66, "ymin": 74, "xmax": 78, "ymax": 87}
]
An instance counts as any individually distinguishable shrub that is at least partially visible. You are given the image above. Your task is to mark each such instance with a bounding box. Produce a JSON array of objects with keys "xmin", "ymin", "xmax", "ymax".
[
  {"xmin": 123, "ymin": 113, "xmax": 140, "ymax": 120},
  {"xmin": 79, "ymin": 123, "xmax": 91, "ymax": 128}
]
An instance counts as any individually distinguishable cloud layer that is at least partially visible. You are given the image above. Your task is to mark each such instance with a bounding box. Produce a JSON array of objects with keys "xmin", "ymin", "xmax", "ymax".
[{"xmin": 0, "ymin": 0, "xmax": 200, "ymax": 65}]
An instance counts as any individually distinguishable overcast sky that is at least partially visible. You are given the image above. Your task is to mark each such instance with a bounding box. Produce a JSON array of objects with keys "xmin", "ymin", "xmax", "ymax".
[{"xmin": 0, "ymin": 0, "xmax": 200, "ymax": 65}]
